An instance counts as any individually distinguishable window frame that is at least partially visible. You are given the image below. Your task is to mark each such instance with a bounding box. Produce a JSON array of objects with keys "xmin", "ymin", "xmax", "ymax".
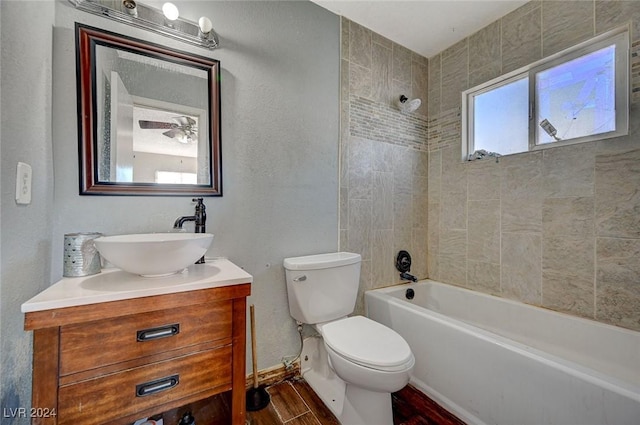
[{"xmin": 462, "ymin": 26, "xmax": 629, "ymax": 161}]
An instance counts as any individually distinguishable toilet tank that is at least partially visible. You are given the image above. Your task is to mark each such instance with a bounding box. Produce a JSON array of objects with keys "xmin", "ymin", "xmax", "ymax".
[{"xmin": 283, "ymin": 252, "xmax": 361, "ymax": 324}]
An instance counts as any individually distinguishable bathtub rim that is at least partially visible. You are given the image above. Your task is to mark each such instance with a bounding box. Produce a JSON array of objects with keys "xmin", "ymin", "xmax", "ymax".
[{"xmin": 365, "ymin": 280, "xmax": 640, "ymax": 403}]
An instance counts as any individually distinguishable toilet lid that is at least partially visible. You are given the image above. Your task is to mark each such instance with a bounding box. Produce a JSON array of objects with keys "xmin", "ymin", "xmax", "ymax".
[{"xmin": 322, "ymin": 316, "xmax": 413, "ymax": 370}]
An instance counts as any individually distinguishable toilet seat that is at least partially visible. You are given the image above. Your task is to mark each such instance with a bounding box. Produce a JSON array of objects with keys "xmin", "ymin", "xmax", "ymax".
[{"xmin": 322, "ymin": 316, "xmax": 413, "ymax": 372}]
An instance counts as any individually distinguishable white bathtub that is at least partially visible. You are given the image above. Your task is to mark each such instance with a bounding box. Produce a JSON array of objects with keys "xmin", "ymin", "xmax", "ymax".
[{"xmin": 365, "ymin": 280, "xmax": 640, "ymax": 425}]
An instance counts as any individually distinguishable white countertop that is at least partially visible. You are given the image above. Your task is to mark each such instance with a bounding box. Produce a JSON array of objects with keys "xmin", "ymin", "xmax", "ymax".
[{"xmin": 21, "ymin": 258, "xmax": 252, "ymax": 313}]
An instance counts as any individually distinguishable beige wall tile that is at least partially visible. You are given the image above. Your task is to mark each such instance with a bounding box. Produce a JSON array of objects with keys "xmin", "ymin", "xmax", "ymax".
[
  {"xmin": 340, "ymin": 101, "xmax": 349, "ymax": 185},
  {"xmin": 394, "ymin": 192, "xmax": 414, "ymax": 236},
  {"xmin": 372, "ymin": 43, "xmax": 392, "ymax": 105},
  {"xmin": 502, "ymin": 2, "xmax": 541, "ymax": 73},
  {"xmin": 348, "ymin": 136, "xmax": 372, "ymax": 200},
  {"xmin": 428, "ymin": 149, "xmax": 442, "ymax": 201},
  {"xmin": 542, "ymin": 270, "xmax": 595, "ymax": 318},
  {"xmin": 341, "ymin": 59, "xmax": 350, "ymax": 103},
  {"xmin": 442, "ymin": 146, "xmax": 467, "ymax": 193},
  {"xmin": 440, "ymin": 229, "xmax": 467, "ymax": 256},
  {"xmin": 393, "ymin": 145, "xmax": 413, "ymax": 196},
  {"xmin": 372, "ymin": 171, "xmax": 393, "ymax": 230},
  {"xmin": 341, "ymin": 17, "xmax": 350, "ymax": 60},
  {"xmin": 543, "ymin": 235, "xmax": 594, "ymax": 281},
  {"xmin": 413, "ymin": 175, "xmax": 429, "ymax": 230},
  {"xmin": 542, "ymin": 0, "xmax": 595, "ymax": 56},
  {"xmin": 428, "ymin": 203, "xmax": 440, "ymax": 278},
  {"xmin": 340, "ymin": 187, "xmax": 348, "ymax": 230},
  {"xmin": 467, "ymin": 260, "xmax": 501, "ymax": 294},
  {"xmin": 504, "ymin": 0, "xmax": 541, "ymax": 22},
  {"xmin": 412, "ymin": 228, "xmax": 429, "ymax": 279},
  {"xmin": 438, "ymin": 253, "xmax": 467, "ymax": 286},
  {"xmin": 467, "ymin": 159, "xmax": 501, "ymax": 201},
  {"xmin": 596, "ymin": 237, "xmax": 640, "ymax": 331},
  {"xmin": 349, "ymin": 21, "xmax": 372, "ymax": 68},
  {"xmin": 469, "ymin": 20, "xmax": 501, "ymax": 71},
  {"xmin": 412, "ymin": 51, "xmax": 429, "ymax": 67},
  {"xmin": 349, "ymin": 63, "xmax": 372, "ymax": 98},
  {"xmin": 440, "ymin": 40, "xmax": 468, "ymax": 111},
  {"xmin": 595, "ymin": 148, "xmax": 640, "ymax": 238},
  {"xmin": 372, "ymin": 32, "xmax": 392, "ymax": 48},
  {"xmin": 501, "ymin": 152, "xmax": 543, "ymax": 233},
  {"xmin": 441, "ymin": 191, "xmax": 467, "ymax": 230},
  {"xmin": 468, "ymin": 200, "xmax": 500, "ymax": 263},
  {"xmin": 372, "ymin": 140, "xmax": 394, "ymax": 172},
  {"xmin": 469, "ymin": 61, "xmax": 502, "ymax": 88},
  {"xmin": 372, "ymin": 229, "xmax": 395, "ymax": 287},
  {"xmin": 428, "ymin": 53, "xmax": 441, "ymax": 117},
  {"xmin": 596, "ymin": 0, "xmax": 640, "ymax": 38},
  {"xmin": 413, "ymin": 149, "xmax": 429, "ymax": 177},
  {"xmin": 543, "ymin": 143, "xmax": 595, "ymax": 198},
  {"xmin": 501, "ymin": 232, "xmax": 542, "ymax": 304},
  {"xmin": 542, "ymin": 197, "xmax": 594, "ymax": 237},
  {"xmin": 412, "ymin": 61, "xmax": 429, "ymax": 117},
  {"xmin": 392, "ymin": 43, "xmax": 412, "ymax": 83},
  {"xmin": 347, "ymin": 199, "xmax": 372, "ymax": 260}
]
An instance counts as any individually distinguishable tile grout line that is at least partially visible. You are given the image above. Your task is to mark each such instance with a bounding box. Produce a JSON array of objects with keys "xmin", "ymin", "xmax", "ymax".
[{"xmin": 275, "ymin": 381, "xmax": 317, "ymax": 424}]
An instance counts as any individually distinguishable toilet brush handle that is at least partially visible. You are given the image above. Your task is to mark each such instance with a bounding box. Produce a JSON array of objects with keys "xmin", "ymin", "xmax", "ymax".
[{"xmin": 250, "ymin": 304, "xmax": 259, "ymax": 389}]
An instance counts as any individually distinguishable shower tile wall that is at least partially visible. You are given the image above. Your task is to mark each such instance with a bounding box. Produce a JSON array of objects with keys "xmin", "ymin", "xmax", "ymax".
[
  {"xmin": 427, "ymin": 0, "xmax": 640, "ymax": 332},
  {"xmin": 339, "ymin": 18, "xmax": 429, "ymax": 315}
]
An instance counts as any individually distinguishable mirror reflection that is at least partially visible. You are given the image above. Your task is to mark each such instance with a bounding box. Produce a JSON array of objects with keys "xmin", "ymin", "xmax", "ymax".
[{"xmin": 76, "ymin": 24, "xmax": 221, "ymax": 195}]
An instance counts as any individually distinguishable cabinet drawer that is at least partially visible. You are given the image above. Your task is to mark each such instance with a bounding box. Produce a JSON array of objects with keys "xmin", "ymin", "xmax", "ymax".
[
  {"xmin": 58, "ymin": 345, "xmax": 232, "ymax": 425},
  {"xmin": 60, "ymin": 300, "xmax": 232, "ymax": 376}
]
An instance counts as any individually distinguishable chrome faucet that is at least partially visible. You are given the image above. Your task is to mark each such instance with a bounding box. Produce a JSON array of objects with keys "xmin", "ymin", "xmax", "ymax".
[{"xmin": 174, "ymin": 198, "xmax": 207, "ymax": 263}]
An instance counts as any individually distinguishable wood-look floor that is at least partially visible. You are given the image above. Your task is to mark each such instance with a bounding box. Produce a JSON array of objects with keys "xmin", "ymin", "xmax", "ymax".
[{"xmin": 162, "ymin": 379, "xmax": 466, "ymax": 425}]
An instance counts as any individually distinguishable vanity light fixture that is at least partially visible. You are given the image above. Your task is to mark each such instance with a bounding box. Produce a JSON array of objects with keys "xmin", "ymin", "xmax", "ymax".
[
  {"xmin": 198, "ymin": 16, "xmax": 213, "ymax": 37},
  {"xmin": 68, "ymin": 0, "xmax": 219, "ymax": 49},
  {"xmin": 122, "ymin": 0, "xmax": 137, "ymax": 17},
  {"xmin": 162, "ymin": 2, "xmax": 179, "ymax": 25}
]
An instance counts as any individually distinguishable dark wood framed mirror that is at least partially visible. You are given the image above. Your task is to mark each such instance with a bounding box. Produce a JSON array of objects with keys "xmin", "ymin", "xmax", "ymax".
[{"xmin": 76, "ymin": 23, "xmax": 221, "ymax": 195}]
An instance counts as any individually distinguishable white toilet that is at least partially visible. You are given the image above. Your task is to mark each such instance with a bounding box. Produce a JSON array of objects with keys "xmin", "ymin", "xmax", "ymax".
[{"xmin": 283, "ymin": 252, "xmax": 415, "ymax": 425}]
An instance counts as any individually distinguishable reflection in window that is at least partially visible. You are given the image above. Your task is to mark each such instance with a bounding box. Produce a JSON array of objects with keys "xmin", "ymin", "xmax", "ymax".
[{"xmin": 536, "ymin": 45, "xmax": 616, "ymax": 144}]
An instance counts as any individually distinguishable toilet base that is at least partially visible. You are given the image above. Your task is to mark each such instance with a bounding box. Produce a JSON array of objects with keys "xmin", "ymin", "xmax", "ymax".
[
  {"xmin": 342, "ymin": 384, "xmax": 393, "ymax": 425},
  {"xmin": 301, "ymin": 336, "xmax": 394, "ymax": 425},
  {"xmin": 301, "ymin": 336, "xmax": 345, "ymax": 418}
]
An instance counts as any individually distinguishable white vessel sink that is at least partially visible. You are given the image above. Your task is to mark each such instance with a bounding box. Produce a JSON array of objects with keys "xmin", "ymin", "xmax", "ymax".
[{"xmin": 94, "ymin": 233, "xmax": 214, "ymax": 277}]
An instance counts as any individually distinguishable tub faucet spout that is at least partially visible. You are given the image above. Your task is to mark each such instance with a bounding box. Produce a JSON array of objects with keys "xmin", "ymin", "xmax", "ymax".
[{"xmin": 400, "ymin": 271, "xmax": 418, "ymax": 282}]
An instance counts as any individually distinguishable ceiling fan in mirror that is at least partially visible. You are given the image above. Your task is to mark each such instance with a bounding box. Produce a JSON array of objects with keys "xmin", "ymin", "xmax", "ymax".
[{"xmin": 138, "ymin": 116, "xmax": 197, "ymax": 143}]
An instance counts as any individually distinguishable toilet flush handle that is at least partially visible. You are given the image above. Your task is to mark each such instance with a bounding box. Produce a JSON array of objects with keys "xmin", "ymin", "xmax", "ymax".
[{"xmin": 293, "ymin": 275, "xmax": 307, "ymax": 282}]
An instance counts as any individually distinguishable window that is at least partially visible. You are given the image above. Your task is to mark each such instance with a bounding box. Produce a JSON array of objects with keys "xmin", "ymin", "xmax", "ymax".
[{"xmin": 463, "ymin": 28, "xmax": 629, "ymax": 161}]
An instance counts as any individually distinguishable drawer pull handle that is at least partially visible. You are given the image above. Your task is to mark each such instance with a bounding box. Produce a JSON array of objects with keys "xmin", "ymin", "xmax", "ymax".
[
  {"xmin": 137, "ymin": 324, "xmax": 180, "ymax": 341},
  {"xmin": 136, "ymin": 374, "xmax": 179, "ymax": 397}
]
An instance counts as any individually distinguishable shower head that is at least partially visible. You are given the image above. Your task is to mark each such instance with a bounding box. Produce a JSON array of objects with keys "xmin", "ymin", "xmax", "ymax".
[{"xmin": 398, "ymin": 95, "xmax": 422, "ymax": 113}]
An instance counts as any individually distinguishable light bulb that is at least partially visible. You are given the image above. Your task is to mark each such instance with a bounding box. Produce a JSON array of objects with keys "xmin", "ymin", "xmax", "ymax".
[
  {"xmin": 162, "ymin": 2, "xmax": 179, "ymax": 21},
  {"xmin": 198, "ymin": 16, "xmax": 212, "ymax": 34}
]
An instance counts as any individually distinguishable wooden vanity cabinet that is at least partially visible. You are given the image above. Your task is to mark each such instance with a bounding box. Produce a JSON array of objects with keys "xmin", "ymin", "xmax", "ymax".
[{"xmin": 24, "ymin": 283, "xmax": 251, "ymax": 425}]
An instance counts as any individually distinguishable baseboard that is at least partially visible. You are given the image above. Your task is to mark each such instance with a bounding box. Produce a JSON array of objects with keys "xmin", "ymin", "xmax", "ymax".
[{"xmin": 245, "ymin": 361, "xmax": 300, "ymax": 389}]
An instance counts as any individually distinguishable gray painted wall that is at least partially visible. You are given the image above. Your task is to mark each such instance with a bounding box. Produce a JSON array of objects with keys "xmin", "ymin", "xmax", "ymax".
[
  {"xmin": 1, "ymin": 0, "xmax": 339, "ymax": 422},
  {"xmin": 1, "ymin": 1, "xmax": 56, "ymax": 421}
]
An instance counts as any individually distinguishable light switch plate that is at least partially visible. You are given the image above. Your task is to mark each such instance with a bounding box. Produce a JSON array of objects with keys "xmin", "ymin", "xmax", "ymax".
[{"xmin": 15, "ymin": 162, "xmax": 32, "ymax": 205}]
